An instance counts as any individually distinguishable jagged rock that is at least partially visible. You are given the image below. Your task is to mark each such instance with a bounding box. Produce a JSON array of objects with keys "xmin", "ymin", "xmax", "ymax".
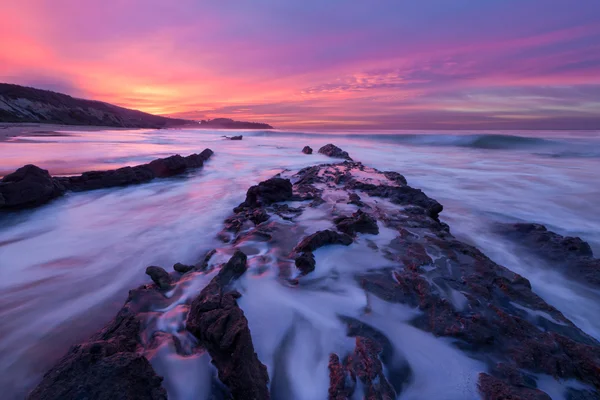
[
  {"xmin": 236, "ymin": 178, "xmax": 293, "ymax": 210},
  {"xmin": 347, "ymin": 192, "xmax": 363, "ymax": 206},
  {"xmin": 318, "ymin": 144, "xmax": 352, "ymax": 160},
  {"xmin": 302, "ymin": 146, "xmax": 313, "ymax": 154},
  {"xmin": 224, "ymin": 135, "xmax": 243, "ymax": 140},
  {"xmin": 294, "ymin": 230, "xmax": 353, "ymax": 253},
  {"xmin": 145, "ymin": 266, "xmax": 172, "ymax": 290},
  {"xmin": 28, "ymin": 299, "xmax": 167, "ymax": 400},
  {"xmin": 334, "ymin": 210, "xmax": 379, "ymax": 236},
  {"xmin": 328, "ymin": 337, "xmax": 396, "ymax": 400},
  {"xmin": 173, "ymin": 262, "xmax": 194, "ymax": 273},
  {"xmin": 186, "ymin": 251, "xmax": 270, "ymax": 399},
  {"xmin": 383, "ymin": 171, "xmax": 408, "ymax": 186},
  {"xmin": 0, "ymin": 164, "xmax": 66, "ymax": 209},
  {"xmin": 295, "ymin": 252, "xmax": 316, "ymax": 275},
  {"xmin": 196, "ymin": 249, "xmax": 217, "ymax": 271},
  {"xmin": 478, "ymin": 373, "xmax": 551, "ymax": 400},
  {"xmin": 498, "ymin": 223, "xmax": 600, "ymax": 287},
  {"xmin": 1, "ymin": 151, "xmax": 214, "ymax": 210}
]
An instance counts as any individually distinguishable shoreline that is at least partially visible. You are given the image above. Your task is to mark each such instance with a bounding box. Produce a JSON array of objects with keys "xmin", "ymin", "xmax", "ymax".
[{"xmin": 0, "ymin": 123, "xmax": 145, "ymax": 142}]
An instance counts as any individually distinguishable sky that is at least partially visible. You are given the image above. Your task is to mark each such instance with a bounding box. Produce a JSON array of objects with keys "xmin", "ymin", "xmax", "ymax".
[{"xmin": 1, "ymin": 0, "xmax": 600, "ymax": 130}]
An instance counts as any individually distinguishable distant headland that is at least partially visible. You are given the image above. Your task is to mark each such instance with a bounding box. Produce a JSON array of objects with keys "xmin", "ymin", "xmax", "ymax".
[{"xmin": 0, "ymin": 83, "xmax": 273, "ymax": 130}]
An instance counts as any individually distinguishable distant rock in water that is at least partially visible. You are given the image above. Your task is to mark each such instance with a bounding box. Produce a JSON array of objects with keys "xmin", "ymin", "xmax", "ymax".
[
  {"xmin": 497, "ymin": 223, "xmax": 600, "ymax": 288},
  {"xmin": 200, "ymin": 118, "xmax": 273, "ymax": 129},
  {"xmin": 0, "ymin": 83, "xmax": 195, "ymax": 128},
  {"xmin": 223, "ymin": 135, "xmax": 243, "ymax": 140},
  {"xmin": 318, "ymin": 143, "xmax": 353, "ymax": 160},
  {"xmin": 0, "ymin": 149, "xmax": 213, "ymax": 210},
  {"xmin": 302, "ymin": 146, "xmax": 313, "ymax": 154}
]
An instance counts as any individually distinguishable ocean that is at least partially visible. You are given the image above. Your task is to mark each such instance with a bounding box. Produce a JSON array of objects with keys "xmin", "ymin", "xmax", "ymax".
[{"xmin": 1, "ymin": 128, "xmax": 599, "ymax": 398}]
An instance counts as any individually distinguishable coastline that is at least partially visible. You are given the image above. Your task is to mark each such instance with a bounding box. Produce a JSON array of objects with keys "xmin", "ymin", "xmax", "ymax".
[{"xmin": 0, "ymin": 123, "xmax": 140, "ymax": 142}]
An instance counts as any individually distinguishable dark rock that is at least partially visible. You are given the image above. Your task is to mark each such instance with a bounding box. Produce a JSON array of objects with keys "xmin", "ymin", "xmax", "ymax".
[
  {"xmin": 0, "ymin": 164, "xmax": 65, "ymax": 209},
  {"xmin": 348, "ymin": 192, "xmax": 363, "ymax": 206},
  {"xmin": 478, "ymin": 373, "xmax": 551, "ymax": 400},
  {"xmin": 383, "ymin": 171, "xmax": 408, "ymax": 186},
  {"xmin": 249, "ymin": 208, "xmax": 270, "ymax": 225},
  {"xmin": 294, "ymin": 230, "xmax": 353, "ymax": 253},
  {"xmin": 28, "ymin": 299, "xmax": 167, "ymax": 400},
  {"xmin": 145, "ymin": 266, "xmax": 173, "ymax": 290},
  {"xmin": 318, "ymin": 144, "xmax": 353, "ymax": 161},
  {"xmin": 236, "ymin": 178, "xmax": 293, "ymax": 210},
  {"xmin": 196, "ymin": 249, "xmax": 217, "ymax": 271},
  {"xmin": 224, "ymin": 135, "xmax": 243, "ymax": 140},
  {"xmin": 147, "ymin": 154, "xmax": 188, "ymax": 178},
  {"xmin": 60, "ymin": 166, "xmax": 155, "ymax": 191},
  {"xmin": 334, "ymin": 210, "xmax": 379, "ymax": 236},
  {"xmin": 498, "ymin": 223, "xmax": 600, "ymax": 287},
  {"xmin": 173, "ymin": 262, "xmax": 194, "ymax": 273},
  {"xmin": 302, "ymin": 146, "xmax": 313, "ymax": 154},
  {"xmin": 295, "ymin": 252, "xmax": 316, "ymax": 275},
  {"xmin": 186, "ymin": 251, "xmax": 270, "ymax": 399},
  {"xmin": 328, "ymin": 337, "xmax": 396, "ymax": 400}
]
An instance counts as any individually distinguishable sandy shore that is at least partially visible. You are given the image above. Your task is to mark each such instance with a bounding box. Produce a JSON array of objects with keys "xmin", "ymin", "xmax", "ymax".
[{"xmin": 0, "ymin": 123, "xmax": 134, "ymax": 142}]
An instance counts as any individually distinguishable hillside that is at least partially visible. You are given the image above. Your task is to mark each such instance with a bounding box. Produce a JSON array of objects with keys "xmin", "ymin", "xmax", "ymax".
[
  {"xmin": 0, "ymin": 83, "xmax": 195, "ymax": 129},
  {"xmin": 199, "ymin": 118, "xmax": 273, "ymax": 129}
]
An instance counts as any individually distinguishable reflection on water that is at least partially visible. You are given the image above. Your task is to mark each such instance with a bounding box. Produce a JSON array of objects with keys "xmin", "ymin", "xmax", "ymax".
[{"xmin": 0, "ymin": 128, "xmax": 599, "ymax": 398}]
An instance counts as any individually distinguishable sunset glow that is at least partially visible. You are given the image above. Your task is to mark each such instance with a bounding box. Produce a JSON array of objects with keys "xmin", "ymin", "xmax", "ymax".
[{"xmin": 2, "ymin": 0, "xmax": 599, "ymax": 129}]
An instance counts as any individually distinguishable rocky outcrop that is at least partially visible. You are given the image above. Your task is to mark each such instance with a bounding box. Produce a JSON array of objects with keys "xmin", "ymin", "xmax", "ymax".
[
  {"xmin": 145, "ymin": 266, "xmax": 173, "ymax": 290},
  {"xmin": 235, "ymin": 177, "xmax": 293, "ymax": 210},
  {"xmin": 0, "ymin": 165, "xmax": 66, "ymax": 209},
  {"xmin": 302, "ymin": 146, "xmax": 313, "ymax": 154},
  {"xmin": 29, "ymin": 156, "xmax": 600, "ymax": 399},
  {"xmin": 498, "ymin": 223, "xmax": 600, "ymax": 287},
  {"xmin": 223, "ymin": 135, "xmax": 243, "ymax": 140},
  {"xmin": 318, "ymin": 144, "xmax": 353, "ymax": 161},
  {"xmin": 0, "ymin": 150, "xmax": 213, "ymax": 210},
  {"xmin": 294, "ymin": 230, "xmax": 353, "ymax": 253},
  {"xmin": 186, "ymin": 251, "xmax": 270, "ymax": 399},
  {"xmin": 334, "ymin": 210, "xmax": 379, "ymax": 236},
  {"xmin": 28, "ymin": 294, "xmax": 167, "ymax": 400}
]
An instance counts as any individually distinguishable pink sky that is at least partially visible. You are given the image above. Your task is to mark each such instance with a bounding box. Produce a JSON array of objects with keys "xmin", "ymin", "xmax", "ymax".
[{"xmin": 1, "ymin": 0, "xmax": 599, "ymax": 129}]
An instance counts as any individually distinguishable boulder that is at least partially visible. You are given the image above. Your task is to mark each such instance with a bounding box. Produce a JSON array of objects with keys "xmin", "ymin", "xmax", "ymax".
[
  {"xmin": 236, "ymin": 178, "xmax": 293, "ymax": 210},
  {"xmin": 334, "ymin": 210, "xmax": 379, "ymax": 236},
  {"xmin": 294, "ymin": 230, "xmax": 353, "ymax": 253},
  {"xmin": 318, "ymin": 144, "xmax": 352, "ymax": 161},
  {"xmin": 302, "ymin": 146, "xmax": 313, "ymax": 154},
  {"xmin": 173, "ymin": 262, "xmax": 194, "ymax": 273},
  {"xmin": 0, "ymin": 164, "xmax": 65, "ymax": 209},
  {"xmin": 295, "ymin": 252, "xmax": 316, "ymax": 275},
  {"xmin": 145, "ymin": 266, "xmax": 173, "ymax": 290}
]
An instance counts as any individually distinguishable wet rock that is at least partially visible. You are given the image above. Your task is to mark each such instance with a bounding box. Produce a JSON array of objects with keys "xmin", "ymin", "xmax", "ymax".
[
  {"xmin": 334, "ymin": 210, "xmax": 379, "ymax": 236},
  {"xmin": 295, "ymin": 252, "xmax": 316, "ymax": 275},
  {"xmin": 186, "ymin": 251, "xmax": 270, "ymax": 399},
  {"xmin": 173, "ymin": 262, "xmax": 194, "ymax": 273},
  {"xmin": 28, "ymin": 300, "xmax": 167, "ymax": 400},
  {"xmin": 0, "ymin": 164, "xmax": 66, "ymax": 209},
  {"xmin": 302, "ymin": 146, "xmax": 313, "ymax": 154},
  {"xmin": 383, "ymin": 171, "xmax": 408, "ymax": 186},
  {"xmin": 498, "ymin": 223, "xmax": 600, "ymax": 287},
  {"xmin": 59, "ymin": 166, "xmax": 155, "ymax": 191},
  {"xmin": 145, "ymin": 266, "xmax": 173, "ymax": 290},
  {"xmin": 196, "ymin": 249, "xmax": 217, "ymax": 271},
  {"xmin": 249, "ymin": 208, "xmax": 270, "ymax": 225},
  {"xmin": 294, "ymin": 229, "xmax": 353, "ymax": 253},
  {"xmin": 318, "ymin": 144, "xmax": 353, "ymax": 161},
  {"xmin": 328, "ymin": 337, "xmax": 396, "ymax": 400},
  {"xmin": 236, "ymin": 178, "xmax": 293, "ymax": 210},
  {"xmin": 224, "ymin": 135, "xmax": 243, "ymax": 140},
  {"xmin": 347, "ymin": 192, "xmax": 364, "ymax": 206},
  {"xmin": 478, "ymin": 373, "xmax": 551, "ymax": 400}
]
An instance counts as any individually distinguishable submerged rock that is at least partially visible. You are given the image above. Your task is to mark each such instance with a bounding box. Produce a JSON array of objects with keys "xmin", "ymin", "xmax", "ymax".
[
  {"xmin": 318, "ymin": 144, "xmax": 353, "ymax": 161},
  {"xmin": 186, "ymin": 251, "xmax": 270, "ymax": 399},
  {"xmin": 294, "ymin": 229, "xmax": 353, "ymax": 253},
  {"xmin": 302, "ymin": 146, "xmax": 313, "ymax": 154},
  {"xmin": 295, "ymin": 251, "xmax": 316, "ymax": 275},
  {"xmin": 498, "ymin": 223, "xmax": 600, "ymax": 287},
  {"xmin": 0, "ymin": 164, "xmax": 66, "ymax": 209}
]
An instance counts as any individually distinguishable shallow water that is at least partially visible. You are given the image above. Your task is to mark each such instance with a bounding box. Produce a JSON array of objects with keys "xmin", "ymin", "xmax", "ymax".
[{"xmin": 0, "ymin": 128, "xmax": 599, "ymax": 398}]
